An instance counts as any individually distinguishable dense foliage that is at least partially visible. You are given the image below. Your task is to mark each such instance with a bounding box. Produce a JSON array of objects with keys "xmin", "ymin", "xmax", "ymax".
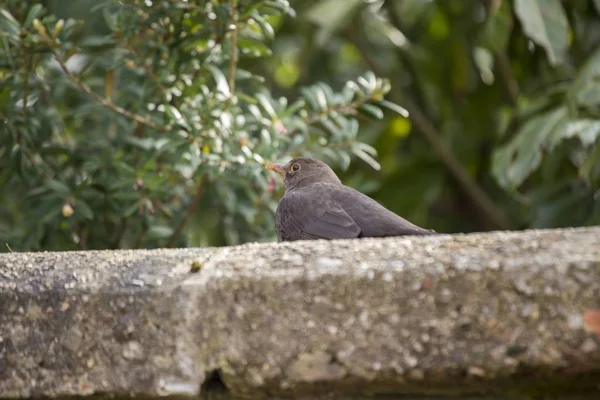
[{"xmin": 1, "ymin": 0, "xmax": 599, "ymax": 251}]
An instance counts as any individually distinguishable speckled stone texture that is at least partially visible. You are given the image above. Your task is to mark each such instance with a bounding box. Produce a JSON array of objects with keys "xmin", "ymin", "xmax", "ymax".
[{"xmin": 1, "ymin": 227, "xmax": 600, "ymax": 399}]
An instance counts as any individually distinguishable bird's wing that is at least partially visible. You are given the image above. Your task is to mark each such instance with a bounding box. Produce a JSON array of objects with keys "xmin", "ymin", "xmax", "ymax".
[
  {"xmin": 276, "ymin": 192, "xmax": 361, "ymax": 241},
  {"xmin": 334, "ymin": 185, "xmax": 437, "ymax": 237}
]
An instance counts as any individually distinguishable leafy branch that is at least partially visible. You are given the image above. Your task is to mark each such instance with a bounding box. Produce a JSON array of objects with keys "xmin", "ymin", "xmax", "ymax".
[
  {"xmin": 227, "ymin": 0, "xmax": 239, "ymax": 95},
  {"xmin": 166, "ymin": 174, "xmax": 208, "ymax": 247},
  {"xmin": 33, "ymin": 19, "xmax": 170, "ymax": 132},
  {"xmin": 344, "ymin": 20, "xmax": 512, "ymax": 230}
]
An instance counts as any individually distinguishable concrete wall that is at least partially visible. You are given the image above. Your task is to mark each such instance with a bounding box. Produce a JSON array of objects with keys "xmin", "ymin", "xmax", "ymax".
[{"xmin": 1, "ymin": 227, "xmax": 600, "ymax": 399}]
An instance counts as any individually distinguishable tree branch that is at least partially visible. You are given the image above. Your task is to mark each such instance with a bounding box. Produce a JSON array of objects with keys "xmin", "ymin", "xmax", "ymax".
[
  {"xmin": 39, "ymin": 34, "xmax": 170, "ymax": 132},
  {"xmin": 227, "ymin": 0, "xmax": 239, "ymax": 94},
  {"xmin": 166, "ymin": 174, "xmax": 208, "ymax": 247},
  {"xmin": 347, "ymin": 32, "xmax": 512, "ymax": 230},
  {"xmin": 304, "ymin": 97, "xmax": 371, "ymax": 125},
  {"xmin": 394, "ymin": 94, "xmax": 512, "ymax": 230},
  {"xmin": 495, "ymin": 50, "xmax": 519, "ymax": 106},
  {"xmin": 119, "ymin": 32, "xmax": 168, "ymax": 95}
]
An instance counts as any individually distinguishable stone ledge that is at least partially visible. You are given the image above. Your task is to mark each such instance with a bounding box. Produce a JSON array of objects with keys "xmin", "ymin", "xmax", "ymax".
[{"xmin": 1, "ymin": 227, "xmax": 600, "ymax": 399}]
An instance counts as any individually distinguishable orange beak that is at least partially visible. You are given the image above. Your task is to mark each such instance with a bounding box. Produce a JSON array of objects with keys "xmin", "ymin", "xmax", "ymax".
[{"xmin": 265, "ymin": 162, "xmax": 286, "ymax": 175}]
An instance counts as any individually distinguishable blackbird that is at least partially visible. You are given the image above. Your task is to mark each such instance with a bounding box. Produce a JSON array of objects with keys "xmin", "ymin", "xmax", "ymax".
[{"xmin": 266, "ymin": 157, "xmax": 437, "ymax": 241}]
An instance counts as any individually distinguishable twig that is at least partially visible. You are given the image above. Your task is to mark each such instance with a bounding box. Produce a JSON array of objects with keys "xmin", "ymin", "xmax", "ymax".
[
  {"xmin": 166, "ymin": 174, "xmax": 208, "ymax": 247},
  {"xmin": 495, "ymin": 50, "xmax": 519, "ymax": 106},
  {"xmin": 304, "ymin": 97, "xmax": 373, "ymax": 125},
  {"xmin": 21, "ymin": 52, "xmax": 31, "ymax": 112},
  {"xmin": 227, "ymin": 0, "xmax": 239, "ymax": 94},
  {"xmin": 76, "ymin": 224, "xmax": 88, "ymax": 250},
  {"xmin": 38, "ymin": 76, "xmax": 66, "ymax": 134},
  {"xmin": 305, "ymin": 106, "xmax": 355, "ymax": 125},
  {"xmin": 40, "ymin": 37, "xmax": 170, "ymax": 132},
  {"xmin": 118, "ymin": 31, "xmax": 168, "ymax": 94},
  {"xmin": 478, "ymin": 0, "xmax": 519, "ymax": 106},
  {"xmin": 347, "ymin": 30, "xmax": 512, "ymax": 230},
  {"xmin": 112, "ymin": 217, "xmax": 128, "ymax": 249},
  {"xmin": 396, "ymin": 95, "xmax": 511, "ymax": 229},
  {"xmin": 58, "ymin": 58, "xmax": 168, "ymax": 131}
]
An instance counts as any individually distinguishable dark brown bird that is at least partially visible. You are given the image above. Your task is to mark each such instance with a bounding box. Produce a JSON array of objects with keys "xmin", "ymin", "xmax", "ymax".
[{"xmin": 266, "ymin": 157, "xmax": 436, "ymax": 241}]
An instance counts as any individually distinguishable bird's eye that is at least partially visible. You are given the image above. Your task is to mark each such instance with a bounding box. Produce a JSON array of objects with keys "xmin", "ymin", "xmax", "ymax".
[{"xmin": 291, "ymin": 163, "xmax": 301, "ymax": 172}]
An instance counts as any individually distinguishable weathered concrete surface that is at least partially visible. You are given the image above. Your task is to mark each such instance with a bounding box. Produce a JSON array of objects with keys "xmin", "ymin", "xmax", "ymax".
[{"xmin": 1, "ymin": 227, "xmax": 600, "ymax": 399}]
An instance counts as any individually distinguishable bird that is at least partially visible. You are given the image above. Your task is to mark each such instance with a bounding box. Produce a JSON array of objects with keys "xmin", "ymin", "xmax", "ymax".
[{"xmin": 266, "ymin": 157, "xmax": 437, "ymax": 242}]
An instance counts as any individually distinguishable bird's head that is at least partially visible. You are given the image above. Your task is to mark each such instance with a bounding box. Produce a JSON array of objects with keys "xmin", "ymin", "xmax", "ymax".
[{"xmin": 266, "ymin": 157, "xmax": 341, "ymax": 191}]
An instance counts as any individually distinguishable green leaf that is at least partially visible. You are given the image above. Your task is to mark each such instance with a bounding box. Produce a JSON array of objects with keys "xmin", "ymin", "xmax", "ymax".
[
  {"xmin": 300, "ymin": 87, "xmax": 320, "ymax": 111},
  {"xmin": 530, "ymin": 183, "xmax": 590, "ymax": 228},
  {"xmin": 576, "ymin": 86, "xmax": 600, "ymax": 109},
  {"xmin": 547, "ymin": 119, "xmax": 600, "ymax": 149},
  {"xmin": 75, "ymin": 199, "xmax": 94, "ymax": 219},
  {"xmin": 378, "ymin": 100, "xmax": 409, "ymax": 117},
  {"xmin": 345, "ymin": 118, "xmax": 359, "ymax": 140},
  {"xmin": 514, "ymin": 0, "xmax": 569, "ymax": 66},
  {"xmin": 280, "ymin": 99, "xmax": 306, "ymax": 118},
  {"xmin": 339, "ymin": 151, "xmax": 351, "ymax": 171},
  {"xmin": 237, "ymin": 37, "xmax": 272, "ymax": 57},
  {"xmin": 165, "ymin": 105, "xmax": 191, "ymax": 130},
  {"xmin": 357, "ymin": 72, "xmax": 377, "ymax": 93},
  {"xmin": 235, "ymin": 68, "xmax": 265, "ymax": 83},
  {"xmin": 263, "ymin": 1, "xmax": 296, "ymax": 17},
  {"xmin": 569, "ymin": 47, "xmax": 600, "ymax": 108},
  {"xmin": 492, "ymin": 106, "xmax": 568, "ymax": 190},
  {"xmin": 11, "ymin": 145, "xmax": 24, "ymax": 177},
  {"xmin": 260, "ymin": 128, "xmax": 272, "ymax": 145},
  {"xmin": 102, "ymin": 7, "xmax": 118, "ymax": 31},
  {"xmin": 207, "ymin": 65, "xmax": 231, "ymax": 96},
  {"xmin": 125, "ymin": 136, "xmax": 155, "ymax": 150},
  {"xmin": 320, "ymin": 118, "xmax": 342, "ymax": 136},
  {"xmin": 359, "ymin": 104, "xmax": 384, "ymax": 119},
  {"xmin": 39, "ymin": 145, "xmax": 72, "ymax": 157},
  {"xmin": 0, "ymin": 8, "xmax": 21, "ymax": 36},
  {"xmin": 314, "ymin": 86, "xmax": 328, "ymax": 110},
  {"xmin": 594, "ymin": 0, "xmax": 600, "ymax": 16},
  {"xmin": 473, "ymin": 47, "xmax": 495, "ymax": 84},
  {"xmin": 44, "ymin": 179, "xmax": 71, "ymax": 196},
  {"xmin": 123, "ymin": 202, "xmax": 140, "ymax": 217},
  {"xmin": 148, "ymin": 225, "xmax": 174, "ymax": 239},
  {"xmin": 320, "ymin": 147, "xmax": 340, "ymax": 163},
  {"xmin": 352, "ymin": 143, "xmax": 381, "ymax": 170},
  {"xmin": 579, "ymin": 142, "xmax": 600, "ymax": 186},
  {"xmin": 40, "ymin": 208, "xmax": 60, "ymax": 225},
  {"xmin": 354, "ymin": 142, "xmax": 377, "ymax": 156},
  {"xmin": 79, "ymin": 35, "xmax": 117, "ymax": 48},
  {"xmin": 252, "ymin": 13, "xmax": 274, "ymax": 40},
  {"xmin": 345, "ymin": 80, "xmax": 365, "ymax": 98},
  {"xmin": 255, "ymin": 92, "xmax": 277, "ymax": 118},
  {"xmin": 491, "ymin": 147, "xmax": 513, "ymax": 190},
  {"xmin": 24, "ymin": 4, "xmax": 44, "ymax": 27},
  {"xmin": 305, "ymin": 0, "xmax": 362, "ymax": 46},
  {"xmin": 26, "ymin": 186, "xmax": 50, "ymax": 197},
  {"xmin": 479, "ymin": 0, "xmax": 513, "ymax": 53},
  {"xmin": 517, "ymin": 95, "xmax": 553, "ymax": 119}
]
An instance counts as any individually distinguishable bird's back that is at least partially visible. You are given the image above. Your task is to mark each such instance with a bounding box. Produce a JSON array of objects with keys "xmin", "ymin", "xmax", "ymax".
[
  {"xmin": 330, "ymin": 184, "xmax": 435, "ymax": 237},
  {"xmin": 274, "ymin": 181, "xmax": 435, "ymax": 241}
]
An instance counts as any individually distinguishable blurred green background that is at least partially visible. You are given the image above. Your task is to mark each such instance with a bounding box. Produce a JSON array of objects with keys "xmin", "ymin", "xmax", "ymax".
[{"xmin": 1, "ymin": 0, "xmax": 599, "ymax": 251}]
